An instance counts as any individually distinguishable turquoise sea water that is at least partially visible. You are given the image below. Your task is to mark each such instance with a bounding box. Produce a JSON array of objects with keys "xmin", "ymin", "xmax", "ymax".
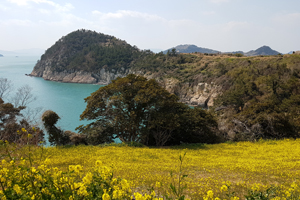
[{"xmin": 0, "ymin": 56, "xmax": 102, "ymax": 140}]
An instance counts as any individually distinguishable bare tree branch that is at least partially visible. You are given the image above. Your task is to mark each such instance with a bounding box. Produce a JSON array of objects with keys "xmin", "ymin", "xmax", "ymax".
[
  {"xmin": 12, "ymin": 85, "xmax": 37, "ymax": 107},
  {"xmin": 0, "ymin": 78, "xmax": 13, "ymax": 99}
]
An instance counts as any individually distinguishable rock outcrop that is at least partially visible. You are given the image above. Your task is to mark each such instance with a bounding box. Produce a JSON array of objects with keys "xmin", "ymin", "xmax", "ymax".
[
  {"xmin": 31, "ymin": 64, "xmax": 131, "ymax": 85},
  {"xmin": 161, "ymin": 78, "xmax": 221, "ymax": 107}
]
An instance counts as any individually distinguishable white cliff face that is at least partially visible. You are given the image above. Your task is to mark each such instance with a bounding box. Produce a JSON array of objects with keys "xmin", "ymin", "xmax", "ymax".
[
  {"xmin": 42, "ymin": 69, "xmax": 97, "ymax": 84},
  {"xmin": 189, "ymin": 82, "xmax": 221, "ymax": 107},
  {"xmin": 162, "ymin": 78, "xmax": 221, "ymax": 107}
]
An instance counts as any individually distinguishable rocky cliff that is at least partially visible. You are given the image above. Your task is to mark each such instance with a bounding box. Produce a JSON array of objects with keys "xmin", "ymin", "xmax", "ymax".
[
  {"xmin": 160, "ymin": 78, "xmax": 221, "ymax": 107},
  {"xmin": 31, "ymin": 60, "xmax": 131, "ymax": 84}
]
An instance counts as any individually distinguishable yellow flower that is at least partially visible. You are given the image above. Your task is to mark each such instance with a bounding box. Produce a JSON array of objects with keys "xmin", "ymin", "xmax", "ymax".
[
  {"xmin": 83, "ymin": 172, "xmax": 93, "ymax": 185},
  {"xmin": 150, "ymin": 190, "xmax": 156, "ymax": 197},
  {"xmin": 121, "ymin": 179, "xmax": 130, "ymax": 190},
  {"xmin": 207, "ymin": 190, "xmax": 214, "ymax": 198},
  {"xmin": 155, "ymin": 181, "xmax": 161, "ymax": 188},
  {"xmin": 221, "ymin": 185, "xmax": 228, "ymax": 192},
  {"xmin": 21, "ymin": 128, "xmax": 27, "ymax": 132},
  {"xmin": 44, "ymin": 158, "xmax": 50, "ymax": 165},
  {"xmin": 102, "ymin": 191, "xmax": 111, "ymax": 200},
  {"xmin": 134, "ymin": 192, "xmax": 144, "ymax": 200},
  {"xmin": 31, "ymin": 167, "xmax": 37, "ymax": 173},
  {"xmin": 291, "ymin": 182, "xmax": 298, "ymax": 189},
  {"xmin": 74, "ymin": 165, "xmax": 82, "ymax": 173},
  {"xmin": 13, "ymin": 184, "xmax": 22, "ymax": 195},
  {"xmin": 95, "ymin": 160, "xmax": 102, "ymax": 167},
  {"xmin": 69, "ymin": 165, "xmax": 75, "ymax": 171}
]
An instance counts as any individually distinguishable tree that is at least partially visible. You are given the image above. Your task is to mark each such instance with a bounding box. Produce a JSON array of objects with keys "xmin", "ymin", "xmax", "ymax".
[
  {"xmin": 12, "ymin": 85, "xmax": 37, "ymax": 107},
  {"xmin": 77, "ymin": 74, "xmax": 180, "ymax": 144},
  {"xmin": 0, "ymin": 78, "xmax": 13, "ymax": 99},
  {"xmin": 0, "ymin": 79, "xmax": 41, "ymax": 125},
  {"xmin": 180, "ymin": 107, "xmax": 220, "ymax": 144},
  {"xmin": 41, "ymin": 110, "xmax": 69, "ymax": 146},
  {"xmin": 146, "ymin": 102, "xmax": 186, "ymax": 146},
  {"xmin": 0, "ymin": 98, "xmax": 44, "ymax": 145}
]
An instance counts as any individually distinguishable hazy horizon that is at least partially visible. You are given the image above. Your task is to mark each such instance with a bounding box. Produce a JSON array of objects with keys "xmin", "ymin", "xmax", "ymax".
[{"xmin": 1, "ymin": 0, "xmax": 300, "ymax": 53}]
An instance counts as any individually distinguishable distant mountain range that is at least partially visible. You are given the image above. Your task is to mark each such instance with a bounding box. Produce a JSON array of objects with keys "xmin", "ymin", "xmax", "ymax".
[
  {"xmin": 164, "ymin": 45, "xmax": 283, "ymax": 56},
  {"xmin": 0, "ymin": 48, "xmax": 45, "ymax": 56},
  {"xmin": 163, "ymin": 44, "xmax": 220, "ymax": 54},
  {"xmin": 0, "ymin": 54, "xmax": 3, "ymax": 57}
]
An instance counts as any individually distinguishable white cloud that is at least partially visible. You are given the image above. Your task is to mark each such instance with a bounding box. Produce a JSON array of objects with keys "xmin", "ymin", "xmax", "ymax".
[
  {"xmin": 272, "ymin": 12, "xmax": 300, "ymax": 25},
  {"xmin": 38, "ymin": 8, "xmax": 50, "ymax": 14},
  {"xmin": 6, "ymin": 0, "xmax": 29, "ymax": 6},
  {"xmin": 0, "ymin": 19, "xmax": 34, "ymax": 26},
  {"xmin": 222, "ymin": 21, "xmax": 249, "ymax": 32},
  {"xmin": 0, "ymin": 4, "xmax": 10, "ymax": 11},
  {"xmin": 202, "ymin": 11, "xmax": 216, "ymax": 15},
  {"xmin": 92, "ymin": 10, "xmax": 165, "ymax": 22},
  {"xmin": 7, "ymin": 0, "xmax": 74, "ymax": 12},
  {"xmin": 209, "ymin": 0, "xmax": 230, "ymax": 4}
]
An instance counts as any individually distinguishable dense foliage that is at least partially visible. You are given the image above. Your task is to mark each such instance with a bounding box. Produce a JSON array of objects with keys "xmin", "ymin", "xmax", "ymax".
[
  {"xmin": 0, "ymin": 98, "xmax": 44, "ymax": 145},
  {"xmin": 214, "ymin": 55, "xmax": 300, "ymax": 140},
  {"xmin": 77, "ymin": 74, "xmax": 219, "ymax": 146}
]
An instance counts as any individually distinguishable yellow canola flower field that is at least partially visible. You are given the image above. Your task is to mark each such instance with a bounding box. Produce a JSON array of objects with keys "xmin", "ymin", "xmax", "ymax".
[{"xmin": 2, "ymin": 138, "xmax": 300, "ymax": 199}]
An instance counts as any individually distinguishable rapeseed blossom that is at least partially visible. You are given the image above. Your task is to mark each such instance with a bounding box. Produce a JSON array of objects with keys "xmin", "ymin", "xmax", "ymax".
[{"xmin": 2, "ymin": 134, "xmax": 300, "ymax": 199}]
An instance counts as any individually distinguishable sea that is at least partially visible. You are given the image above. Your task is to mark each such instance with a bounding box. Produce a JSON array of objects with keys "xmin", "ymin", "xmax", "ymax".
[{"xmin": 0, "ymin": 56, "xmax": 103, "ymax": 144}]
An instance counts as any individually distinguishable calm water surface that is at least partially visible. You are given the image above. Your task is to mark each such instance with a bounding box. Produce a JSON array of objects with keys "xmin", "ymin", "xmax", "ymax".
[{"xmin": 0, "ymin": 56, "xmax": 102, "ymax": 141}]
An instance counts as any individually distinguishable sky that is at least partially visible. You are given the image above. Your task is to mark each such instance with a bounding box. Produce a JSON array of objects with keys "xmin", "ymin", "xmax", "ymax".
[{"xmin": 1, "ymin": 0, "xmax": 300, "ymax": 53}]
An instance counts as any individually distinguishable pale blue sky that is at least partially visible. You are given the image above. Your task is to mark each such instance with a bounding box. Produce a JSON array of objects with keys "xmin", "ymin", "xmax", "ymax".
[{"xmin": 1, "ymin": 0, "xmax": 299, "ymax": 53}]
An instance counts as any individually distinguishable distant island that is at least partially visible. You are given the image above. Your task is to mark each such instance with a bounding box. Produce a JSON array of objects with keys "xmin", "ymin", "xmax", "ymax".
[{"xmin": 0, "ymin": 54, "xmax": 3, "ymax": 57}]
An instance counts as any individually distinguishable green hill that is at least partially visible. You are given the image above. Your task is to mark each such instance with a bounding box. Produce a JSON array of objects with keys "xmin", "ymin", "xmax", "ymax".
[{"xmin": 38, "ymin": 29, "xmax": 141, "ymax": 72}]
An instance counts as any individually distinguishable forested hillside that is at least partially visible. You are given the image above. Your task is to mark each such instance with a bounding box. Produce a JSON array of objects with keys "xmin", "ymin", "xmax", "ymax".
[
  {"xmin": 30, "ymin": 29, "xmax": 300, "ymax": 141},
  {"xmin": 37, "ymin": 29, "xmax": 141, "ymax": 72}
]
